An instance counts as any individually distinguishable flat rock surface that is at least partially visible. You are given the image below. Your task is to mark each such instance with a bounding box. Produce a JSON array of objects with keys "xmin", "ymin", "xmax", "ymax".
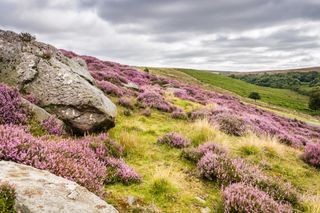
[{"xmin": 0, "ymin": 161, "xmax": 118, "ymax": 213}]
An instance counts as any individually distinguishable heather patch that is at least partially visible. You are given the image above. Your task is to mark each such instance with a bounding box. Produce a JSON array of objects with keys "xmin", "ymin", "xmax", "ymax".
[
  {"xmin": 158, "ymin": 132, "xmax": 191, "ymax": 148},
  {"xmin": 302, "ymin": 143, "xmax": 320, "ymax": 168},
  {"xmin": 0, "ymin": 125, "xmax": 139, "ymax": 196},
  {"xmin": 42, "ymin": 116, "xmax": 63, "ymax": 136},
  {"xmin": 223, "ymin": 183, "xmax": 292, "ymax": 213},
  {"xmin": 0, "ymin": 84, "xmax": 26, "ymax": 125}
]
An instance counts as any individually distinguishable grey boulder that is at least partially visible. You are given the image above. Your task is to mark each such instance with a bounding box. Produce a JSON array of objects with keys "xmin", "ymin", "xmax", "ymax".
[
  {"xmin": 0, "ymin": 161, "xmax": 118, "ymax": 213},
  {"xmin": 0, "ymin": 30, "xmax": 116, "ymax": 134}
]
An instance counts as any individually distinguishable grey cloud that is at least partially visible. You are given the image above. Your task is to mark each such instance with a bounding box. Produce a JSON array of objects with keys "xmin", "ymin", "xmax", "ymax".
[
  {"xmin": 0, "ymin": 0, "xmax": 320, "ymax": 71},
  {"xmin": 80, "ymin": 0, "xmax": 320, "ymax": 34}
]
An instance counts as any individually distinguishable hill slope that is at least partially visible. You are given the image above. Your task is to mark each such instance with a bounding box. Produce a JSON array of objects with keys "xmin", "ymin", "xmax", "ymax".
[{"xmin": 1, "ymin": 31, "xmax": 320, "ymax": 212}]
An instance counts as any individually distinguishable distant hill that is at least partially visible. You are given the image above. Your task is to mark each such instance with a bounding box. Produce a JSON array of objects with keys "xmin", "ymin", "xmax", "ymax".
[{"xmin": 231, "ymin": 66, "xmax": 320, "ymax": 75}]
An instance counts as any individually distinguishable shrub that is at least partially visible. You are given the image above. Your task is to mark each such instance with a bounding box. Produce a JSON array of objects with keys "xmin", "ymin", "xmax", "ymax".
[
  {"xmin": 198, "ymin": 142, "xmax": 227, "ymax": 156},
  {"xmin": 137, "ymin": 89, "xmax": 174, "ymax": 112},
  {"xmin": 197, "ymin": 152, "xmax": 299, "ymax": 206},
  {"xmin": 309, "ymin": 89, "xmax": 320, "ymax": 110},
  {"xmin": 0, "ymin": 125, "xmax": 139, "ymax": 196},
  {"xmin": 105, "ymin": 157, "xmax": 140, "ymax": 184},
  {"xmin": 144, "ymin": 67, "xmax": 150, "ymax": 73},
  {"xmin": 158, "ymin": 132, "xmax": 191, "ymax": 148},
  {"xmin": 197, "ymin": 152, "xmax": 240, "ymax": 185},
  {"xmin": 248, "ymin": 92, "xmax": 261, "ymax": 101},
  {"xmin": 41, "ymin": 48, "xmax": 53, "ymax": 60},
  {"xmin": 24, "ymin": 93, "xmax": 38, "ymax": 105},
  {"xmin": 223, "ymin": 183, "xmax": 292, "ymax": 213},
  {"xmin": 149, "ymin": 178, "xmax": 176, "ymax": 200},
  {"xmin": 302, "ymin": 143, "xmax": 320, "ymax": 168},
  {"xmin": 171, "ymin": 108, "xmax": 187, "ymax": 120},
  {"xmin": 118, "ymin": 97, "xmax": 134, "ymax": 110},
  {"xmin": 0, "ymin": 84, "xmax": 27, "ymax": 125},
  {"xmin": 181, "ymin": 147, "xmax": 202, "ymax": 162},
  {"xmin": 218, "ymin": 115, "xmax": 246, "ymax": 136},
  {"xmin": 0, "ymin": 182, "xmax": 16, "ymax": 213},
  {"xmin": 97, "ymin": 80, "xmax": 123, "ymax": 97},
  {"xmin": 41, "ymin": 116, "xmax": 63, "ymax": 136},
  {"xmin": 19, "ymin": 32, "xmax": 35, "ymax": 42}
]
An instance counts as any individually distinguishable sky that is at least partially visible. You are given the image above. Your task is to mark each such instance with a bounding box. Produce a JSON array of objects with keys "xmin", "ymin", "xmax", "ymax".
[{"xmin": 1, "ymin": 0, "xmax": 320, "ymax": 71}]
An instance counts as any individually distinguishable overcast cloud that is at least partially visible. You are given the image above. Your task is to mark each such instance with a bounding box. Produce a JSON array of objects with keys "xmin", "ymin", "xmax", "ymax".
[{"xmin": 1, "ymin": 0, "xmax": 320, "ymax": 71}]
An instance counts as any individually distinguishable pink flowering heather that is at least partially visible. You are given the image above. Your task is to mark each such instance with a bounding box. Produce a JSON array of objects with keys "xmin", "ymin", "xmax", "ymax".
[
  {"xmin": 0, "ymin": 125, "xmax": 140, "ymax": 196},
  {"xmin": 171, "ymin": 108, "xmax": 187, "ymax": 120},
  {"xmin": 302, "ymin": 143, "xmax": 320, "ymax": 168},
  {"xmin": 223, "ymin": 183, "xmax": 292, "ymax": 213},
  {"xmin": 97, "ymin": 80, "xmax": 124, "ymax": 97},
  {"xmin": 197, "ymin": 151, "xmax": 299, "ymax": 206},
  {"xmin": 137, "ymin": 89, "xmax": 175, "ymax": 112},
  {"xmin": 105, "ymin": 157, "xmax": 141, "ymax": 184},
  {"xmin": 158, "ymin": 132, "xmax": 191, "ymax": 148},
  {"xmin": 198, "ymin": 142, "xmax": 227, "ymax": 155},
  {"xmin": 0, "ymin": 84, "xmax": 26, "ymax": 125},
  {"xmin": 23, "ymin": 93, "xmax": 38, "ymax": 105},
  {"xmin": 42, "ymin": 116, "xmax": 63, "ymax": 136},
  {"xmin": 217, "ymin": 114, "xmax": 247, "ymax": 136}
]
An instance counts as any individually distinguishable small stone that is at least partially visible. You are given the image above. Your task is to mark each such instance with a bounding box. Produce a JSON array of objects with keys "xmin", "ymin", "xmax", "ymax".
[
  {"xmin": 195, "ymin": 196, "xmax": 206, "ymax": 204},
  {"xmin": 201, "ymin": 207, "xmax": 211, "ymax": 213},
  {"xmin": 127, "ymin": 195, "xmax": 136, "ymax": 206}
]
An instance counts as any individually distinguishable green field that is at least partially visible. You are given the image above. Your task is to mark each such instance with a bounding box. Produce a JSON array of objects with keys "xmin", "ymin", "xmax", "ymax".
[{"xmin": 178, "ymin": 69, "xmax": 313, "ymax": 114}]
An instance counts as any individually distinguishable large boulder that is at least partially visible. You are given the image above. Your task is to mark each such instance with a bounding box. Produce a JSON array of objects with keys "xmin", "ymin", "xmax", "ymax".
[
  {"xmin": 0, "ymin": 30, "xmax": 116, "ymax": 134},
  {"xmin": 0, "ymin": 161, "xmax": 118, "ymax": 213}
]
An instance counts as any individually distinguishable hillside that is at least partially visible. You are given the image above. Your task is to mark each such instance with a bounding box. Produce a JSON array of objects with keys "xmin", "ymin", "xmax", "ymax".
[
  {"xmin": 1, "ymin": 30, "xmax": 320, "ymax": 213},
  {"xmin": 172, "ymin": 68, "xmax": 315, "ymax": 115},
  {"xmin": 231, "ymin": 66, "xmax": 320, "ymax": 75}
]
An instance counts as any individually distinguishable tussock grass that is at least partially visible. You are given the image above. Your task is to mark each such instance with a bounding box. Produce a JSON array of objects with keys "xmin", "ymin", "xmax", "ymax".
[
  {"xmin": 116, "ymin": 130, "xmax": 139, "ymax": 156},
  {"xmin": 302, "ymin": 194, "xmax": 320, "ymax": 213}
]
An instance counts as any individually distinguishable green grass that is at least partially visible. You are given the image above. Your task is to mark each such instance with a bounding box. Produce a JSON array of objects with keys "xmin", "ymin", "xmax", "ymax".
[{"xmin": 178, "ymin": 69, "xmax": 312, "ymax": 114}]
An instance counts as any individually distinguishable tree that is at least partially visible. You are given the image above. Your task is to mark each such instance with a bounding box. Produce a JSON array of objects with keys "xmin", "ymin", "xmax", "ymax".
[
  {"xmin": 144, "ymin": 67, "xmax": 149, "ymax": 73},
  {"xmin": 309, "ymin": 90, "xmax": 320, "ymax": 110},
  {"xmin": 248, "ymin": 92, "xmax": 261, "ymax": 101}
]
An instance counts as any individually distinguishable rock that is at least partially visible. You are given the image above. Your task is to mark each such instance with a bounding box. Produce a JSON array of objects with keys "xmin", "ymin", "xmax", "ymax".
[
  {"xmin": 0, "ymin": 30, "xmax": 116, "ymax": 134},
  {"xmin": 195, "ymin": 196, "xmax": 206, "ymax": 204},
  {"xmin": 123, "ymin": 82, "xmax": 140, "ymax": 91},
  {"xmin": 0, "ymin": 161, "xmax": 118, "ymax": 213},
  {"xmin": 201, "ymin": 207, "xmax": 211, "ymax": 213},
  {"xmin": 127, "ymin": 195, "xmax": 136, "ymax": 206},
  {"xmin": 20, "ymin": 98, "xmax": 67, "ymax": 134}
]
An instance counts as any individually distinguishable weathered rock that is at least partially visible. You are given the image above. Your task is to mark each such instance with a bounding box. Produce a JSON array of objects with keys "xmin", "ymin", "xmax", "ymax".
[
  {"xmin": 0, "ymin": 161, "xmax": 118, "ymax": 213},
  {"xmin": 0, "ymin": 30, "xmax": 116, "ymax": 134},
  {"xmin": 20, "ymin": 98, "xmax": 67, "ymax": 133},
  {"xmin": 123, "ymin": 82, "xmax": 140, "ymax": 91}
]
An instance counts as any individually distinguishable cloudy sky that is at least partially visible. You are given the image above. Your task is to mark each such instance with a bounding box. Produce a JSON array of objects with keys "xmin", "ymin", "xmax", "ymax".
[{"xmin": 1, "ymin": 0, "xmax": 320, "ymax": 71}]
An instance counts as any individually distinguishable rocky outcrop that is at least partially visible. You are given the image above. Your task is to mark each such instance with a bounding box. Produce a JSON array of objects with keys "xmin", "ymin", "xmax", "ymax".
[
  {"xmin": 0, "ymin": 30, "xmax": 116, "ymax": 134},
  {"xmin": 0, "ymin": 161, "xmax": 118, "ymax": 213}
]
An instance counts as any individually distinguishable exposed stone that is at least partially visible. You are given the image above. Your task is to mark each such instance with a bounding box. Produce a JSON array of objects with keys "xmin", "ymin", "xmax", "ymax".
[
  {"xmin": 127, "ymin": 195, "xmax": 136, "ymax": 206},
  {"xmin": 123, "ymin": 82, "xmax": 140, "ymax": 91},
  {"xmin": 0, "ymin": 161, "xmax": 118, "ymax": 213},
  {"xmin": 200, "ymin": 207, "xmax": 211, "ymax": 213},
  {"xmin": 0, "ymin": 30, "xmax": 116, "ymax": 134},
  {"xmin": 20, "ymin": 98, "xmax": 67, "ymax": 134}
]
